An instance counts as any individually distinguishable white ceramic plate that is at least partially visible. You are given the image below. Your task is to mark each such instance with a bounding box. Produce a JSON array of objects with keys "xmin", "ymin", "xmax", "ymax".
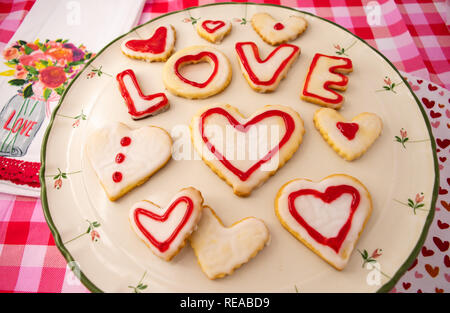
[{"xmin": 41, "ymin": 3, "xmax": 437, "ymax": 293}]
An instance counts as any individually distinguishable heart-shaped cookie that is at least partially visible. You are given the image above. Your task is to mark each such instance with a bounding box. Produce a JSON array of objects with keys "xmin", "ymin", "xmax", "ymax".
[
  {"xmin": 235, "ymin": 41, "xmax": 300, "ymax": 92},
  {"xmin": 275, "ymin": 174, "xmax": 372, "ymax": 270},
  {"xmin": 190, "ymin": 206, "xmax": 270, "ymax": 279},
  {"xmin": 196, "ymin": 19, "xmax": 231, "ymax": 43},
  {"xmin": 85, "ymin": 122, "xmax": 172, "ymax": 201},
  {"xmin": 314, "ymin": 108, "xmax": 383, "ymax": 161},
  {"xmin": 116, "ymin": 69, "xmax": 169, "ymax": 119},
  {"xmin": 130, "ymin": 187, "xmax": 203, "ymax": 261},
  {"xmin": 251, "ymin": 12, "xmax": 307, "ymax": 46},
  {"xmin": 190, "ymin": 104, "xmax": 304, "ymax": 196},
  {"xmin": 121, "ymin": 24, "xmax": 176, "ymax": 62},
  {"xmin": 301, "ymin": 53, "xmax": 353, "ymax": 109},
  {"xmin": 163, "ymin": 45, "xmax": 232, "ymax": 99}
]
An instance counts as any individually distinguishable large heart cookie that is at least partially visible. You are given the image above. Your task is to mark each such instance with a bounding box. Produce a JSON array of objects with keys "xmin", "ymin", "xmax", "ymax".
[
  {"xmin": 116, "ymin": 69, "xmax": 169, "ymax": 119},
  {"xmin": 314, "ymin": 108, "xmax": 383, "ymax": 161},
  {"xmin": 235, "ymin": 41, "xmax": 300, "ymax": 92},
  {"xmin": 251, "ymin": 12, "xmax": 307, "ymax": 46},
  {"xmin": 130, "ymin": 187, "xmax": 203, "ymax": 261},
  {"xmin": 121, "ymin": 24, "xmax": 176, "ymax": 62},
  {"xmin": 85, "ymin": 122, "xmax": 172, "ymax": 201},
  {"xmin": 190, "ymin": 206, "xmax": 270, "ymax": 279},
  {"xmin": 301, "ymin": 53, "xmax": 353, "ymax": 109},
  {"xmin": 190, "ymin": 104, "xmax": 305, "ymax": 196},
  {"xmin": 196, "ymin": 19, "xmax": 232, "ymax": 43},
  {"xmin": 275, "ymin": 174, "xmax": 372, "ymax": 270},
  {"xmin": 163, "ymin": 45, "xmax": 232, "ymax": 99}
]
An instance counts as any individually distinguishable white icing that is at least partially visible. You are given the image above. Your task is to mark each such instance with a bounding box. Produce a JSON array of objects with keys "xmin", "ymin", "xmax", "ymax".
[
  {"xmin": 276, "ymin": 175, "xmax": 372, "ymax": 269},
  {"xmin": 85, "ymin": 122, "xmax": 172, "ymax": 200},
  {"xmin": 315, "ymin": 108, "xmax": 383, "ymax": 160},
  {"xmin": 121, "ymin": 24, "xmax": 175, "ymax": 61},
  {"xmin": 163, "ymin": 46, "xmax": 232, "ymax": 99},
  {"xmin": 251, "ymin": 13, "xmax": 307, "ymax": 45},
  {"xmin": 196, "ymin": 20, "xmax": 231, "ymax": 43},
  {"xmin": 236, "ymin": 43, "xmax": 299, "ymax": 92},
  {"xmin": 190, "ymin": 104, "xmax": 304, "ymax": 196},
  {"xmin": 129, "ymin": 188, "xmax": 203, "ymax": 260},
  {"xmin": 121, "ymin": 73, "xmax": 167, "ymax": 113},
  {"xmin": 190, "ymin": 206, "xmax": 269, "ymax": 279}
]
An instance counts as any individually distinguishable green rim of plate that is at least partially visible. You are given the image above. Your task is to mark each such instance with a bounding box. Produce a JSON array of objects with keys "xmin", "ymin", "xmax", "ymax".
[{"xmin": 39, "ymin": 2, "xmax": 438, "ymax": 293}]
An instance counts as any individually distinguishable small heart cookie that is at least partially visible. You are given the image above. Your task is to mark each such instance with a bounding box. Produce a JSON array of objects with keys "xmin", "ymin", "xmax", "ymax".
[
  {"xmin": 314, "ymin": 108, "xmax": 383, "ymax": 161},
  {"xmin": 190, "ymin": 206, "xmax": 270, "ymax": 279},
  {"xmin": 116, "ymin": 69, "xmax": 169, "ymax": 119},
  {"xmin": 235, "ymin": 41, "xmax": 300, "ymax": 92},
  {"xmin": 121, "ymin": 24, "xmax": 176, "ymax": 62},
  {"xmin": 163, "ymin": 45, "xmax": 232, "ymax": 99},
  {"xmin": 85, "ymin": 122, "xmax": 172, "ymax": 201},
  {"xmin": 130, "ymin": 187, "xmax": 204, "ymax": 261},
  {"xmin": 190, "ymin": 104, "xmax": 305, "ymax": 196},
  {"xmin": 275, "ymin": 174, "xmax": 372, "ymax": 270},
  {"xmin": 251, "ymin": 12, "xmax": 307, "ymax": 46},
  {"xmin": 196, "ymin": 19, "xmax": 231, "ymax": 43},
  {"xmin": 301, "ymin": 53, "xmax": 353, "ymax": 109}
]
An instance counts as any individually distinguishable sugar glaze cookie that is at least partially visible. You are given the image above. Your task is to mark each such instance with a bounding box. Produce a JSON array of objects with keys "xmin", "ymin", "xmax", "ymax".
[
  {"xmin": 196, "ymin": 19, "xmax": 232, "ymax": 43},
  {"xmin": 130, "ymin": 187, "xmax": 204, "ymax": 261},
  {"xmin": 121, "ymin": 25, "xmax": 176, "ymax": 62},
  {"xmin": 275, "ymin": 174, "xmax": 372, "ymax": 270},
  {"xmin": 85, "ymin": 122, "xmax": 172, "ymax": 201},
  {"xmin": 314, "ymin": 108, "xmax": 383, "ymax": 161},
  {"xmin": 190, "ymin": 104, "xmax": 305, "ymax": 196},
  {"xmin": 163, "ymin": 45, "xmax": 232, "ymax": 99},
  {"xmin": 190, "ymin": 206, "xmax": 270, "ymax": 279}
]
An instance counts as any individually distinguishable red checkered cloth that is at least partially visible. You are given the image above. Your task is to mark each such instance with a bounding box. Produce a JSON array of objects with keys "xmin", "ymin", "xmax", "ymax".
[{"xmin": 0, "ymin": 0, "xmax": 448, "ymax": 293}]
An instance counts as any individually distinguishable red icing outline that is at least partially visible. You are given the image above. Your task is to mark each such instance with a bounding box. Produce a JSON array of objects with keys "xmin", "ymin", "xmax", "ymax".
[
  {"xmin": 174, "ymin": 51, "xmax": 219, "ymax": 88},
  {"xmin": 134, "ymin": 196, "xmax": 194, "ymax": 253},
  {"xmin": 116, "ymin": 69, "xmax": 168, "ymax": 119},
  {"xmin": 125, "ymin": 26, "xmax": 167, "ymax": 54},
  {"xmin": 302, "ymin": 53, "xmax": 353, "ymax": 105},
  {"xmin": 199, "ymin": 107, "xmax": 296, "ymax": 181},
  {"xmin": 336, "ymin": 122, "xmax": 359, "ymax": 140},
  {"xmin": 288, "ymin": 184, "xmax": 360, "ymax": 253},
  {"xmin": 235, "ymin": 42, "xmax": 299, "ymax": 86},
  {"xmin": 202, "ymin": 20, "xmax": 226, "ymax": 33}
]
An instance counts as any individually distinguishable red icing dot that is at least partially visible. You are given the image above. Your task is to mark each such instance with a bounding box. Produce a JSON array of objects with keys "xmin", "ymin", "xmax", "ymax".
[
  {"xmin": 115, "ymin": 153, "xmax": 125, "ymax": 164},
  {"xmin": 336, "ymin": 122, "xmax": 359, "ymax": 140},
  {"xmin": 274, "ymin": 22, "xmax": 285, "ymax": 30},
  {"xmin": 112, "ymin": 171, "xmax": 123, "ymax": 183},
  {"xmin": 120, "ymin": 136, "xmax": 131, "ymax": 146}
]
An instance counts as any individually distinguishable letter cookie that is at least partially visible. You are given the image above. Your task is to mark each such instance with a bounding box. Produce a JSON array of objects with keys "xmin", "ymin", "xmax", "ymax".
[
  {"xmin": 196, "ymin": 19, "xmax": 231, "ymax": 43},
  {"xmin": 130, "ymin": 187, "xmax": 204, "ymax": 261},
  {"xmin": 251, "ymin": 12, "xmax": 307, "ymax": 46},
  {"xmin": 301, "ymin": 53, "xmax": 353, "ymax": 109},
  {"xmin": 314, "ymin": 108, "xmax": 383, "ymax": 161},
  {"xmin": 116, "ymin": 69, "xmax": 169, "ymax": 119},
  {"xmin": 190, "ymin": 104, "xmax": 304, "ymax": 196},
  {"xmin": 121, "ymin": 25, "xmax": 175, "ymax": 62},
  {"xmin": 190, "ymin": 206, "xmax": 270, "ymax": 279},
  {"xmin": 163, "ymin": 46, "xmax": 232, "ymax": 99},
  {"xmin": 235, "ymin": 41, "xmax": 300, "ymax": 92},
  {"xmin": 85, "ymin": 122, "xmax": 172, "ymax": 201},
  {"xmin": 275, "ymin": 174, "xmax": 372, "ymax": 270}
]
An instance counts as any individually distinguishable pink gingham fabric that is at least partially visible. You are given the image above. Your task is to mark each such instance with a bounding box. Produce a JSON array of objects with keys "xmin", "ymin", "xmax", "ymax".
[{"xmin": 0, "ymin": 0, "xmax": 449, "ymax": 293}]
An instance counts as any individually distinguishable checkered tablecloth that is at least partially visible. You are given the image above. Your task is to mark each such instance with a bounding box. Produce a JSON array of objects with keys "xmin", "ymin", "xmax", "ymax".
[{"xmin": 0, "ymin": 0, "xmax": 449, "ymax": 293}]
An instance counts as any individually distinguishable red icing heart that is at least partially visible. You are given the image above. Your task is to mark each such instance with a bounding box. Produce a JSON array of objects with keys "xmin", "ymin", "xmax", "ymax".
[
  {"xmin": 287, "ymin": 185, "xmax": 360, "ymax": 253},
  {"xmin": 422, "ymin": 246, "xmax": 434, "ymax": 257},
  {"xmin": 437, "ymin": 219, "xmax": 449, "ymax": 229},
  {"xmin": 125, "ymin": 26, "xmax": 167, "ymax": 53},
  {"xmin": 199, "ymin": 107, "xmax": 296, "ymax": 181},
  {"xmin": 433, "ymin": 236, "xmax": 449, "ymax": 252},
  {"xmin": 422, "ymin": 97, "xmax": 435, "ymax": 109},
  {"xmin": 274, "ymin": 22, "xmax": 285, "ymax": 30},
  {"xmin": 430, "ymin": 110, "xmax": 442, "ymax": 118},
  {"xmin": 235, "ymin": 42, "xmax": 300, "ymax": 86},
  {"xmin": 437, "ymin": 138, "xmax": 450, "ymax": 149},
  {"xmin": 336, "ymin": 122, "xmax": 359, "ymax": 140},
  {"xmin": 116, "ymin": 69, "xmax": 168, "ymax": 119},
  {"xmin": 202, "ymin": 20, "xmax": 225, "ymax": 33},
  {"xmin": 428, "ymin": 83, "xmax": 438, "ymax": 91},
  {"xmin": 133, "ymin": 196, "xmax": 193, "ymax": 253},
  {"xmin": 174, "ymin": 51, "xmax": 218, "ymax": 88}
]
